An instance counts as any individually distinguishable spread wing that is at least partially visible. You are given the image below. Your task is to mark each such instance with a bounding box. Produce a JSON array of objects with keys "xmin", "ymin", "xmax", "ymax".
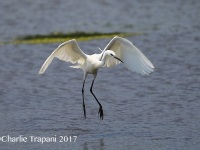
[
  {"xmin": 103, "ymin": 36, "xmax": 154, "ymax": 75},
  {"xmin": 39, "ymin": 39, "xmax": 86, "ymax": 74}
]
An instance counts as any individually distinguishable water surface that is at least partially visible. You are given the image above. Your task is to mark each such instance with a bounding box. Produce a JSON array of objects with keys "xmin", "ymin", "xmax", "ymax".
[{"xmin": 0, "ymin": 0, "xmax": 200, "ymax": 149}]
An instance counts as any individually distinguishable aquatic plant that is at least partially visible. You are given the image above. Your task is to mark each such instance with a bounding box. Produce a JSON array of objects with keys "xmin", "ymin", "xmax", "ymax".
[{"xmin": 0, "ymin": 32, "xmax": 140, "ymax": 45}]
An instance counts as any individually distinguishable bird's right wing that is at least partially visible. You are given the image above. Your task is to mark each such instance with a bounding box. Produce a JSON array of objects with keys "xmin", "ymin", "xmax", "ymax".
[
  {"xmin": 39, "ymin": 39, "xmax": 86, "ymax": 74},
  {"xmin": 103, "ymin": 36, "xmax": 154, "ymax": 75}
]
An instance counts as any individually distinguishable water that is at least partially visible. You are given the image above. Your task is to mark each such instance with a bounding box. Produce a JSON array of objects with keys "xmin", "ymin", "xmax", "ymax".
[{"xmin": 0, "ymin": 0, "xmax": 200, "ymax": 149}]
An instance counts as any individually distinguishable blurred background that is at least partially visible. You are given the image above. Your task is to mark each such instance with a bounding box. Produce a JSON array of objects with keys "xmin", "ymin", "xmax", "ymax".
[
  {"xmin": 0, "ymin": 0, "xmax": 200, "ymax": 149},
  {"xmin": 1, "ymin": 0, "xmax": 199, "ymax": 41}
]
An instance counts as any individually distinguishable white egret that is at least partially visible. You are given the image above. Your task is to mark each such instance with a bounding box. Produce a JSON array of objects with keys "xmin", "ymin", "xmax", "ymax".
[{"xmin": 39, "ymin": 36, "xmax": 154, "ymax": 120}]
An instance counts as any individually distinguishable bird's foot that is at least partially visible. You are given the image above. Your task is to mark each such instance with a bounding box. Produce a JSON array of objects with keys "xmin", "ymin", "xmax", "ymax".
[
  {"xmin": 83, "ymin": 104, "xmax": 86, "ymax": 119},
  {"xmin": 98, "ymin": 106, "xmax": 104, "ymax": 120}
]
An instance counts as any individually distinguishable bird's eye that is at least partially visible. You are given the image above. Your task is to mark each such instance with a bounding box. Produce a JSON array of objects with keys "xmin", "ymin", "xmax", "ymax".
[{"xmin": 110, "ymin": 54, "xmax": 113, "ymax": 56}]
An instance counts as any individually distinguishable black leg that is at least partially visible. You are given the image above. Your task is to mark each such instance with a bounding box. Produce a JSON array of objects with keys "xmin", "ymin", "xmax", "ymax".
[
  {"xmin": 90, "ymin": 79, "xmax": 104, "ymax": 120},
  {"xmin": 82, "ymin": 79, "xmax": 86, "ymax": 119}
]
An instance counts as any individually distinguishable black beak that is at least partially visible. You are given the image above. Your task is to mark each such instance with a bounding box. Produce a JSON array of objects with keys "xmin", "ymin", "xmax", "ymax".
[{"xmin": 113, "ymin": 56, "xmax": 124, "ymax": 63}]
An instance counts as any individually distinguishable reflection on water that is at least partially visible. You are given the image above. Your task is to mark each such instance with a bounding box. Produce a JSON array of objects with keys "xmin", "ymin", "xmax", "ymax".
[
  {"xmin": 0, "ymin": 0, "xmax": 200, "ymax": 150},
  {"xmin": 83, "ymin": 139, "xmax": 104, "ymax": 150}
]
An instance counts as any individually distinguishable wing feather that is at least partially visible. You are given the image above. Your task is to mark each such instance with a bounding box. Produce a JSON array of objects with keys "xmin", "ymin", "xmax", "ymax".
[
  {"xmin": 103, "ymin": 36, "xmax": 154, "ymax": 75},
  {"xmin": 39, "ymin": 39, "xmax": 86, "ymax": 74}
]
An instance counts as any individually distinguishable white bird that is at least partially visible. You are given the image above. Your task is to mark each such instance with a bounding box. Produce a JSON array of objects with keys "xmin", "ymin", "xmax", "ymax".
[{"xmin": 39, "ymin": 36, "xmax": 154, "ymax": 120}]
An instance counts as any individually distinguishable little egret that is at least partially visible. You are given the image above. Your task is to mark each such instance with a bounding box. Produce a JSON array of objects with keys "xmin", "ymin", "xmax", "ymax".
[{"xmin": 39, "ymin": 36, "xmax": 154, "ymax": 120}]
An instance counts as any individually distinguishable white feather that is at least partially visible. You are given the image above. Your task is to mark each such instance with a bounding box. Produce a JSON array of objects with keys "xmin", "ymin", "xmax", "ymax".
[
  {"xmin": 102, "ymin": 36, "xmax": 154, "ymax": 75},
  {"xmin": 39, "ymin": 39, "xmax": 86, "ymax": 74}
]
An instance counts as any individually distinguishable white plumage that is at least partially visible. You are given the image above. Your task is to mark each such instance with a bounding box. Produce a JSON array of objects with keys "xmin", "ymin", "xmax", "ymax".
[
  {"xmin": 39, "ymin": 36, "xmax": 154, "ymax": 119},
  {"xmin": 39, "ymin": 39, "xmax": 86, "ymax": 74},
  {"xmin": 100, "ymin": 36, "xmax": 154, "ymax": 75}
]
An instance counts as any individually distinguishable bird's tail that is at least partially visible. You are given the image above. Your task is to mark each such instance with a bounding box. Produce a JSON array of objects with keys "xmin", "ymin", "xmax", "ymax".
[{"xmin": 70, "ymin": 65, "xmax": 81, "ymax": 69}]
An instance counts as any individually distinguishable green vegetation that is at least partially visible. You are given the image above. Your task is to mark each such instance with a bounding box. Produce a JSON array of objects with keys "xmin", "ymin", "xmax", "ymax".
[{"xmin": 0, "ymin": 32, "xmax": 140, "ymax": 45}]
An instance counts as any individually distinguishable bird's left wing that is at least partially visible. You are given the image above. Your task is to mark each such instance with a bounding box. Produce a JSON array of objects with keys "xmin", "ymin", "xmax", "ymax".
[
  {"xmin": 39, "ymin": 39, "xmax": 86, "ymax": 74},
  {"xmin": 103, "ymin": 36, "xmax": 154, "ymax": 75}
]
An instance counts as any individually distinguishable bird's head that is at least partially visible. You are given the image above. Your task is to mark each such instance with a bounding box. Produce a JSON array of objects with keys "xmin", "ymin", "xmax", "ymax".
[{"xmin": 106, "ymin": 50, "xmax": 124, "ymax": 63}]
